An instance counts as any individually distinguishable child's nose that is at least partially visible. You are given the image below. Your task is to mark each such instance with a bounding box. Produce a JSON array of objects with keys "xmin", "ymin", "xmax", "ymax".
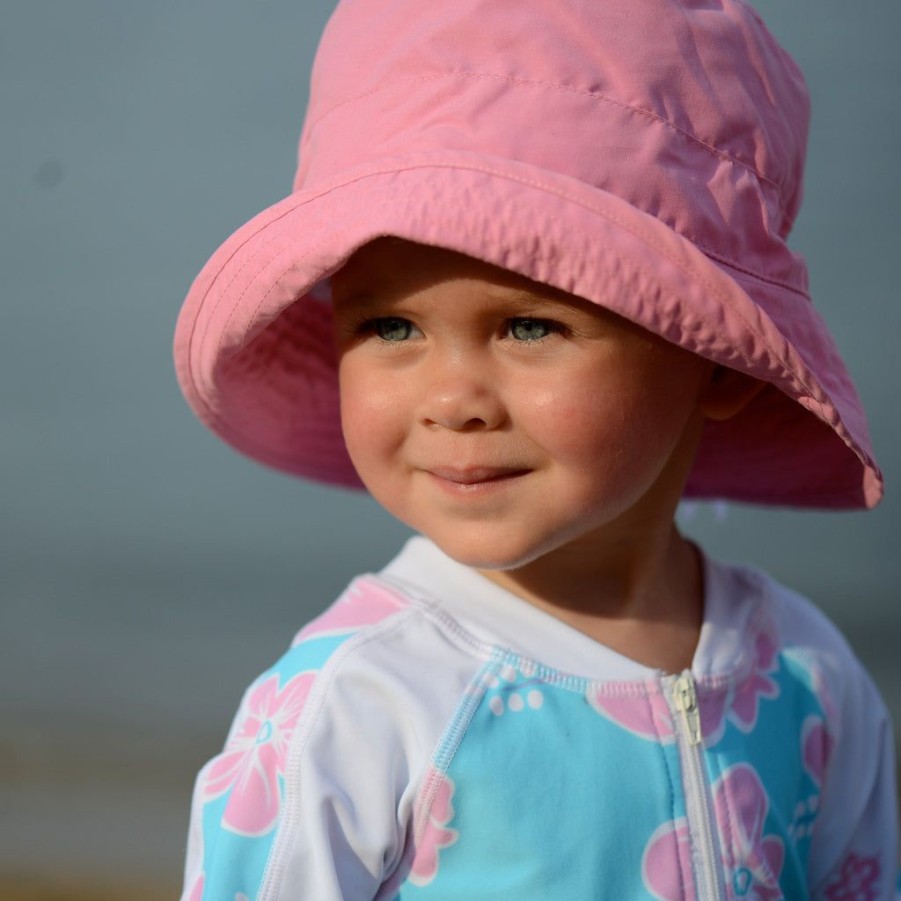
[{"xmin": 418, "ymin": 357, "xmax": 505, "ymax": 432}]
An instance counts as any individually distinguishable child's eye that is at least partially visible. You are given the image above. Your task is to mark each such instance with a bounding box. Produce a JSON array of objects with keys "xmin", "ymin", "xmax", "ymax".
[
  {"xmin": 372, "ymin": 317, "xmax": 415, "ymax": 341},
  {"xmin": 507, "ymin": 318, "xmax": 555, "ymax": 342}
]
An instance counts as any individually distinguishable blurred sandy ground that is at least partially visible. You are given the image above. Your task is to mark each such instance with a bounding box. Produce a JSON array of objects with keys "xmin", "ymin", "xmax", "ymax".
[
  {"xmin": 1, "ymin": 723, "xmax": 190, "ymax": 898},
  {"xmin": 1, "ymin": 879, "xmax": 173, "ymax": 901}
]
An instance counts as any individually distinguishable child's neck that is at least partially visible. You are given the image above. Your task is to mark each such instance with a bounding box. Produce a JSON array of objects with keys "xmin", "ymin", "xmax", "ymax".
[{"xmin": 479, "ymin": 525, "xmax": 703, "ymax": 674}]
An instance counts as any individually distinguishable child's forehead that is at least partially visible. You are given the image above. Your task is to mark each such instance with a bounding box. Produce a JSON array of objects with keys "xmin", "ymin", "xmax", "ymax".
[
  {"xmin": 330, "ymin": 237, "xmax": 663, "ymax": 345},
  {"xmin": 333, "ymin": 237, "xmax": 578, "ymax": 305}
]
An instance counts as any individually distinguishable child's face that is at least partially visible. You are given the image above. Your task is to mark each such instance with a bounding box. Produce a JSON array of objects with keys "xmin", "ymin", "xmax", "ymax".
[{"xmin": 332, "ymin": 239, "xmax": 712, "ymax": 572}]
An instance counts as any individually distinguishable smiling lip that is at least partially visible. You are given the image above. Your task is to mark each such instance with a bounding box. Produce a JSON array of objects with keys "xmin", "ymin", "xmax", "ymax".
[{"xmin": 425, "ymin": 466, "xmax": 530, "ymax": 487}]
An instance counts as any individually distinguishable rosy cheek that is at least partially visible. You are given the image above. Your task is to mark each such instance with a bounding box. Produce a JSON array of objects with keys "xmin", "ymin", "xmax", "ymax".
[
  {"xmin": 340, "ymin": 372, "xmax": 407, "ymax": 467},
  {"xmin": 529, "ymin": 383, "xmax": 620, "ymax": 453},
  {"xmin": 340, "ymin": 380, "xmax": 376, "ymax": 451}
]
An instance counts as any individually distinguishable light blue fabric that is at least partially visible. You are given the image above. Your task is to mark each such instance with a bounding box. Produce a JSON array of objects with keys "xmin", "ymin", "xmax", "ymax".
[
  {"xmin": 194, "ymin": 629, "xmax": 365, "ymax": 900},
  {"xmin": 397, "ymin": 648, "xmax": 826, "ymax": 899}
]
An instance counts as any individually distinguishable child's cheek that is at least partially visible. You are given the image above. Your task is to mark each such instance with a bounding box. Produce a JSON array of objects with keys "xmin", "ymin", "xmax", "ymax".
[{"xmin": 338, "ymin": 363, "xmax": 408, "ymax": 477}]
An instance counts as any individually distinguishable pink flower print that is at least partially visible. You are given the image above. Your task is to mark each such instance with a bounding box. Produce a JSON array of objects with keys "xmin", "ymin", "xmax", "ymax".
[
  {"xmin": 801, "ymin": 715, "xmax": 832, "ymax": 788},
  {"xmin": 586, "ymin": 681, "xmax": 676, "ymax": 743},
  {"xmin": 696, "ymin": 687, "xmax": 730, "ymax": 745},
  {"xmin": 715, "ymin": 764, "xmax": 784, "ymax": 900},
  {"xmin": 185, "ymin": 873, "xmax": 203, "ymax": 901},
  {"xmin": 643, "ymin": 765, "xmax": 784, "ymax": 900},
  {"xmin": 824, "ymin": 853, "xmax": 881, "ymax": 901},
  {"xmin": 729, "ymin": 626, "xmax": 779, "ymax": 733},
  {"xmin": 587, "ymin": 674, "xmax": 774, "ymax": 752},
  {"xmin": 643, "ymin": 820, "xmax": 696, "ymax": 901},
  {"xmin": 293, "ymin": 580, "xmax": 406, "ymax": 644},
  {"xmin": 800, "ymin": 657, "xmax": 839, "ymax": 728},
  {"xmin": 409, "ymin": 769, "xmax": 459, "ymax": 886},
  {"xmin": 201, "ymin": 672, "xmax": 314, "ymax": 836}
]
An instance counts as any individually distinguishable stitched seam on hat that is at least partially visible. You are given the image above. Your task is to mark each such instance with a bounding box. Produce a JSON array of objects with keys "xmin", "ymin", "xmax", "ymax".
[
  {"xmin": 306, "ymin": 70, "xmax": 785, "ymax": 196},
  {"xmin": 207, "ymin": 163, "xmax": 822, "ymax": 414},
  {"xmin": 688, "ymin": 244, "xmax": 808, "ymax": 299}
]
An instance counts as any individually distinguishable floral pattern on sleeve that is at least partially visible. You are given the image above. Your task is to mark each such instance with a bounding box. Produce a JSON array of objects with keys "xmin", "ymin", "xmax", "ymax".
[
  {"xmin": 409, "ymin": 769, "xmax": 459, "ymax": 886},
  {"xmin": 800, "ymin": 714, "xmax": 833, "ymax": 789},
  {"xmin": 200, "ymin": 671, "xmax": 314, "ymax": 836},
  {"xmin": 185, "ymin": 873, "xmax": 203, "ymax": 901},
  {"xmin": 182, "ymin": 579, "xmax": 415, "ymax": 900},
  {"xmin": 728, "ymin": 624, "xmax": 780, "ymax": 733},
  {"xmin": 823, "ymin": 853, "xmax": 882, "ymax": 901},
  {"xmin": 293, "ymin": 580, "xmax": 407, "ymax": 644}
]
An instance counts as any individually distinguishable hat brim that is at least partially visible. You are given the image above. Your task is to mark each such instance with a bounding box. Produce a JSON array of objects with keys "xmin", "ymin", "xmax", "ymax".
[{"xmin": 175, "ymin": 151, "xmax": 882, "ymax": 508}]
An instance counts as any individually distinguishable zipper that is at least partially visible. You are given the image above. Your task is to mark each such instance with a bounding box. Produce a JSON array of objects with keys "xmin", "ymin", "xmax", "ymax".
[{"xmin": 669, "ymin": 671, "xmax": 724, "ymax": 901}]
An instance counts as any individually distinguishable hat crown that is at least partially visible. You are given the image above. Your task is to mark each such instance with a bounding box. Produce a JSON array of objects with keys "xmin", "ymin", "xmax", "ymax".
[{"xmin": 299, "ymin": 0, "xmax": 810, "ymax": 247}]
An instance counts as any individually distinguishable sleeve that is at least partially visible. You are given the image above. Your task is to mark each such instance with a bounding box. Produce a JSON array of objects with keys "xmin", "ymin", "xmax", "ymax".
[
  {"xmin": 179, "ymin": 577, "xmax": 483, "ymax": 901},
  {"xmin": 808, "ymin": 653, "xmax": 900, "ymax": 900},
  {"xmin": 179, "ymin": 604, "xmax": 425, "ymax": 901}
]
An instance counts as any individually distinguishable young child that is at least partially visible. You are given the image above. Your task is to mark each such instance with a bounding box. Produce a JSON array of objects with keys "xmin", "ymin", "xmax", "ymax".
[{"xmin": 174, "ymin": 0, "xmax": 898, "ymax": 898}]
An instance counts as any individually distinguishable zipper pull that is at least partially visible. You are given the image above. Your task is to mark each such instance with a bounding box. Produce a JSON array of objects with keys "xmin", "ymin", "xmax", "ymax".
[{"xmin": 673, "ymin": 672, "xmax": 703, "ymax": 746}]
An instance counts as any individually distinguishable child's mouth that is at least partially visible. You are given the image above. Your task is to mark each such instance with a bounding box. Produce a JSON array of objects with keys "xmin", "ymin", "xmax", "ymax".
[{"xmin": 425, "ymin": 466, "xmax": 531, "ymax": 489}]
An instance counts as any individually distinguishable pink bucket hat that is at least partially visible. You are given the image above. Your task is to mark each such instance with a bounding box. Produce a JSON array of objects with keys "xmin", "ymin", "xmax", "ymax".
[{"xmin": 174, "ymin": 0, "xmax": 883, "ymax": 509}]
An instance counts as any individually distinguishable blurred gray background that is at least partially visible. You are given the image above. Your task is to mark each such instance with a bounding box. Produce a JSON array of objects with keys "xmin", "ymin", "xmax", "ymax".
[{"xmin": 2, "ymin": 1, "xmax": 898, "ymax": 895}]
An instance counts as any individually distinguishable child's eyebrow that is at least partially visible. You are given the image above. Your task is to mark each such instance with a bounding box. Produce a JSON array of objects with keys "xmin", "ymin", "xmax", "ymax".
[
  {"xmin": 490, "ymin": 288, "xmax": 591, "ymax": 317},
  {"xmin": 495, "ymin": 292, "xmax": 568, "ymax": 310},
  {"xmin": 330, "ymin": 289, "xmax": 378, "ymax": 311},
  {"xmin": 331, "ymin": 281, "xmax": 584, "ymax": 316}
]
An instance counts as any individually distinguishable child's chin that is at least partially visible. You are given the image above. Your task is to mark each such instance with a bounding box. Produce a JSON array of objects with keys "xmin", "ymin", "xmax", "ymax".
[{"xmin": 428, "ymin": 534, "xmax": 550, "ymax": 573}]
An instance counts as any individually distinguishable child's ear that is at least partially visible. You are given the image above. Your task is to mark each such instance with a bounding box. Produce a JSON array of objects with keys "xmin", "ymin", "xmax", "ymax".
[{"xmin": 699, "ymin": 365, "xmax": 766, "ymax": 422}]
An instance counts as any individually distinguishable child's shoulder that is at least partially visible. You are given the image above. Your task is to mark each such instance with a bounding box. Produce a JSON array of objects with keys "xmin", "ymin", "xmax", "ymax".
[
  {"xmin": 273, "ymin": 569, "xmax": 491, "ymax": 673},
  {"xmin": 185, "ymin": 572, "xmax": 494, "ymax": 899},
  {"xmin": 244, "ymin": 570, "xmax": 492, "ymax": 738},
  {"xmin": 727, "ymin": 557, "xmax": 865, "ymax": 661},
  {"xmin": 715, "ymin": 555, "xmax": 886, "ymax": 717}
]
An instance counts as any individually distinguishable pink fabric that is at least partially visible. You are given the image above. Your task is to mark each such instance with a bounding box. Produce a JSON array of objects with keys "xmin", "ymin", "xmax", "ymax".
[
  {"xmin": 587, "ymin": 680, "xmax": 676, "ymax": 743},
  {"xmin": 409, "ymin": 768, "xmax": 459, "ymax": 886},
  {"xmin": 174, "ymin": 0, "xmax": 882, "ymax": 508},
  {"xmin": 187, "ymin": 873, "xmax": 203, "ymax": 901},
  {"xmin": 644, "ymin": 764, "xmax": 784, "ymax": 900},
  {"xmin": 823, "ymin": 853, "xmax": 882, "ymax": 901},
  {"xmin": 643, "ymin": 821, "xmax": 696, "ymax": 901},
  {"xmin": 588, "ymin": 611, "xmax": 781, "ymax": 745},
  {"xmin": 200, "ymin": 672, "xmax": 314, "ymax": 836},
  {"xmin": 802, "ymin": 715, "xmax": 833, "ymax": 789},
  {"xmin": 293, "ymin": 579, "xmax": 407, "ymax": 644}
]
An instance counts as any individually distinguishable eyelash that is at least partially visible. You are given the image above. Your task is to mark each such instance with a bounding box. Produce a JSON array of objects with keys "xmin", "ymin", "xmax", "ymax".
[
  {"xmin": 505, "ymin": 318, "xmax": 560, "ymax": 343},
  {"xmin": 370, "ymin": 317, "xmax": 416, "ymax": 342},
  {"xmin": 354, "ymin": 316, "xmax": 564, "ymax": 344}
]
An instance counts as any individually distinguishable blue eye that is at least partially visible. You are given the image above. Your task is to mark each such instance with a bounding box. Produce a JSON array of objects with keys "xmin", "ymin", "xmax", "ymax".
[
  {"xmin": 509, "ymin": 318, "xmax": 553, "ymax": 341},
  {"xmin": 374, "ymin": 317, "xmax": 414, "ymax": 341}
]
